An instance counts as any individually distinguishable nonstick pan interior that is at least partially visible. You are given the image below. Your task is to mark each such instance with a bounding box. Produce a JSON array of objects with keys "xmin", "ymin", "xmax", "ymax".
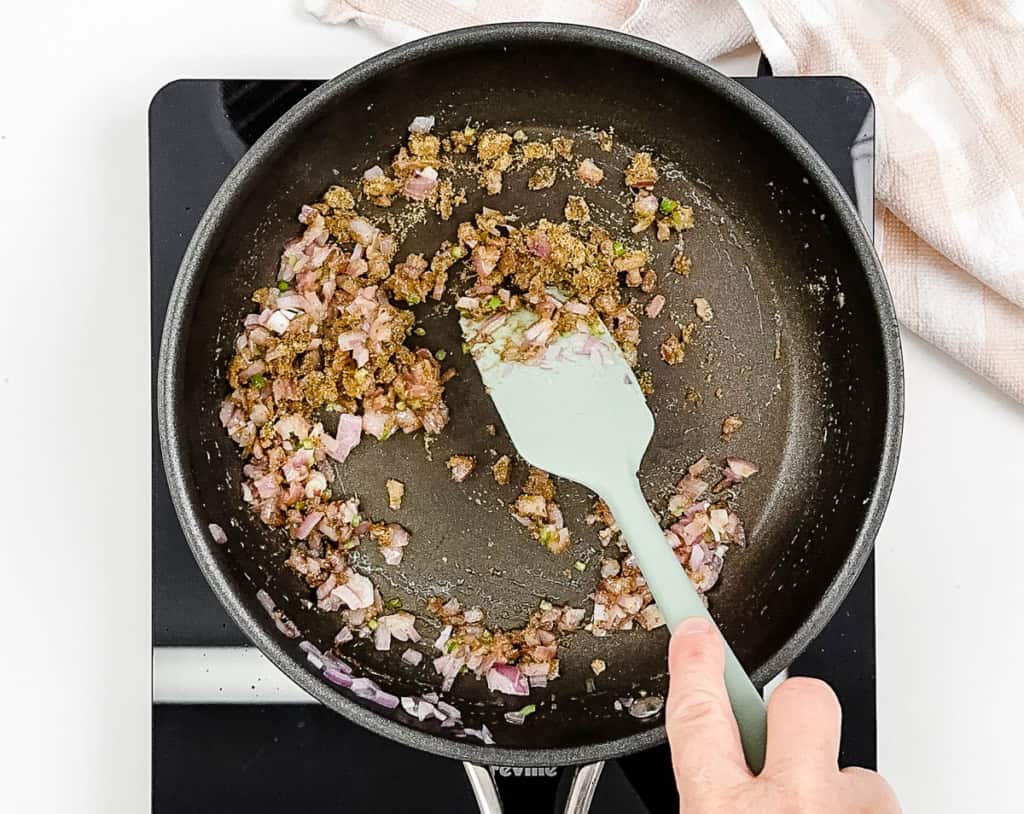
[{"xmin": 160, "ymin": 25, "xmax": 901, "ymax": 765}]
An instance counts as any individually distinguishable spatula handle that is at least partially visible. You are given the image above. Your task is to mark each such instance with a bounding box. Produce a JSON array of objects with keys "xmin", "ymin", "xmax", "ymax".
[{"xmin": 601, "ymin": 476, "xmax": 767, "ymax": 774}]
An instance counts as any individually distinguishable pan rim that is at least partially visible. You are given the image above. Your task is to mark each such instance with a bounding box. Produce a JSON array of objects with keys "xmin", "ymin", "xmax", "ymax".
[{"xmin": 158, "ymin": 21, "xmax": 904, "ymax": 768}]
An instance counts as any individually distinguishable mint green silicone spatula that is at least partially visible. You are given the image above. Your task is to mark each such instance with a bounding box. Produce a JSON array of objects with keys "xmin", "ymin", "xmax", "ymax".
[{"xmin": 462, "ymin": 307, "xmax": 767, "ymax": 773}]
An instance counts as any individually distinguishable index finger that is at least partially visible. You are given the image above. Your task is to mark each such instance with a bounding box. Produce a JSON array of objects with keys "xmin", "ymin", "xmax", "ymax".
[{"xmin": 666, "ymin": 618, "xmax": 752, "ymax": 786}]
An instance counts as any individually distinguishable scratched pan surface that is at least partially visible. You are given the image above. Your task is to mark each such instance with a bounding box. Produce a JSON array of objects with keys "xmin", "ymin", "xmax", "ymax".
[{"xmin": 158, "ymin": 25, "xmax": 903, "ymax": 767}]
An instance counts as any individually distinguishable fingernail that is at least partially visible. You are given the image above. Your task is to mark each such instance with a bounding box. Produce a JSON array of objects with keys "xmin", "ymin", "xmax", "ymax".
[{"xmin": 676, "ymin": 617, "xmax": 714, "ymax": 636}]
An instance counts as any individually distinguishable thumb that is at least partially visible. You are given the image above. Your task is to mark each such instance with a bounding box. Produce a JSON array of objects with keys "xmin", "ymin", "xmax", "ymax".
[{"xmin": 666, "ymin": 617, "xmax": 751, "ymax": 786}]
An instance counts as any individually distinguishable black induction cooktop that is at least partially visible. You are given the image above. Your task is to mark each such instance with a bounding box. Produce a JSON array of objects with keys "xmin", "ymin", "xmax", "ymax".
[{"xmin": 151, "ymin": 75, "xmax": 877, "ymax": 813}]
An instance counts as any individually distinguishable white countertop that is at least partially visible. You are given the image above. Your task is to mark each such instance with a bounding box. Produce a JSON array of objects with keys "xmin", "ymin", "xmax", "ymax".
[{"xmin": 2, "ymin": 3, "xmax": 1021, "ymax": 811}]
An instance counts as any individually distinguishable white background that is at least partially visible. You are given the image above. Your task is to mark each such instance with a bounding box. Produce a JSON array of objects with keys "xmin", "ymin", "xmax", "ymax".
[{"xmin": 1, "ymin": 2, "xmax": 1021, "ymax": 811}]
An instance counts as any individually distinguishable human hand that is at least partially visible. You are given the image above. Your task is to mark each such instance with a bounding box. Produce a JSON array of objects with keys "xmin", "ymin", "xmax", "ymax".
[{"xmin": 667, "ymin": 617, "xmax": 900, "ymax": 813}]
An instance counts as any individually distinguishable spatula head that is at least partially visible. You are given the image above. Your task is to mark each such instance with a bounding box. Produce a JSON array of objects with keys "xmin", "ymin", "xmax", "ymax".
[{"xmin": 461, "ymin": 309, "xmax": 654, "ymax": 494}]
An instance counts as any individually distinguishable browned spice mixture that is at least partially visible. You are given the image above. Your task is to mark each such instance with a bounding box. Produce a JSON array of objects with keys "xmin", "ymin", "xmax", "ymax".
[
  {"xmin": 454, "ymin": 209, "xmax": 647, "ymax": 366},
  {"xmin": 564, "ymin": 195, "xmax": 591, "ymax": 223},
  {"xmin": 550, "ymin": 136, "xmax": 574, "ymax": 160},
  {"xmin": 721, "ymin": 413, "xmax": 744, "ymax": 439},
  {"xmin": 659, "ymin": 321, "xmax": 699, "ymax": 366},
  {"xmin": 624, "ymin": 152, "xmax": 658, "ymax": 189},
  {"xmin": 672, "ymin": 253, "xmax": 693, "ymax": 277},
  {"xmin": 521, "ymin": 141, "xmax": 551, "ymax": 161},
  {"xmin": 446, "ymin": 454, "xmax": 476, "ymax": 482},
  {"xmin": 386, "ymin": 479, "xmax": 405, "ymax": 510},
  {"xmin": 528, "ymin": 166, "xmax": 556, "ymax": 190},
  {"xmin": 218, "ymin": 115, "xmax": 761, "ymax": 710},
  {"xmin": 694, "ymin": 297, "xmax": 714, "ymax": 322},
  {"xmin": 587, "ymin": 456, "xmax": 758, "ymax": 635},
  {"xmin": 491, "ymin": 455, "xmax": 512, "ymax": 485},
  {"xmin": 427, "ymin": 596, "xmax": 585, "ymax": 690},
  {"xmin": 510, "ymin": 468, "xmax": 571, "ymax": 554}
]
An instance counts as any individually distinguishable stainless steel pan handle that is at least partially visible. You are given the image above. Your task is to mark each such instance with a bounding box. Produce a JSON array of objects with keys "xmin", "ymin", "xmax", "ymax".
[{"xmin": 463, "ymin": 761, "xmax": 605, "ymax": 814}]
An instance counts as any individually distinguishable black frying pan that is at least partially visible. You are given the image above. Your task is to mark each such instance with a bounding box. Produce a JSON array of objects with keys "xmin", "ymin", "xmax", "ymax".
[{"xmin": 158, "ymin": 23, "xmax": 902, "ymax": 812}]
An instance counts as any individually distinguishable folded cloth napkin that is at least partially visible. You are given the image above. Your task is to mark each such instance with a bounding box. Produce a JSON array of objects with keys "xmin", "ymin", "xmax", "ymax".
[{"xmin": 308, "ymin": 0, "xmax": 1024, "ymax": 403}]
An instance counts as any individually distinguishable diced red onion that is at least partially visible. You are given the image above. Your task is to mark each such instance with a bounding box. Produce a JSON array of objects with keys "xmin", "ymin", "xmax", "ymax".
[
  {"xmin": 433, "ymin": 654, "xmax": 465, "ymax": 692},
  {"xmin": 437, "ymin": 700, "xmax": 461, "ymax": 720},
  {"xmin": 334, "ymin": 626, "xmax": 354, "ymax": 646},
  {"xmin": 323, "ymin": 668, "xmax": 353, "ymax": 688},
  {"xmin": 256, "ymin": 589, "xmax": 276, "ymax": 616},
  {"xmin": 331, "ymin": 570, "xmax": 375, "ymax": 610},
  {"xmin": 402, "ymin": 649, "xmax": 423, "ymax": 666},
  {"xmin": 305, "ymin": 472, "xmax": 328, "ymax": 498},
  {"xmin": 528, "ymin": 232, "xmax": 552, "ymax": 258},
  {"xmin": 708, "ymin": 508, "xmax": 729, "ymax": 542},
  {"xmin": 485, "ymin": 664, "xmax": 529, "ymax": 696},
  {"xmin": 320, "ymin": 652, "xmax": 352, "ymax": 674},
  {"xmin": 363, "ymin": 165, "xmax": 385, "ymax": 180},
  {"xmin": 400, "ymin": 696, "xmax": 420, "ymax": 717},
  {"xmin": 267, "ymin": 310, "xmax": 292, "ymax": 334},
  {"xmin": 638, "ymin": 605, "xmax": 665, "ymax": 630},
  {"xmin": 456, "ymin": 296, "xmax": 480, "ymax": 310},
  {"xmin": 362, "ymin": 410, "xmax": 388, "ymax": 439},
  {"xmin": 635, "ymin": 193, "xmax": 659, "ymax": 215},
  {"xmin": 576, "ymin": 158, "xmax": 603, "ymax": 185},
  {"xmin": 320, "ymin": 414, "xmax": 362, "ymax": 463},
  {"xmin": 441, "ymin": 598, "xmax": 461, "ymax": 615},
  {"xmin": 434, "ymin": 624, "xmax": 453, "ymax": 653},
  {"xmin": 408, "ymin": 115, "xmax": 435, "ymax": 134},
  {"xmin": 646, "ymin": 294, "xmax": 666, "ymax": 319},
  {"xmin": 476, "ymin": 312, "xmax": 507, "ymax": 337},
  {"xmin": 380, "ymin": 611, "xmax": 419, "ymax": 643},
  {"xmin": 208, "ymin": 523, "xmax": 228, "ymax": 545},
  {"xmin": 349, "ymin": 677, "xmax": 380, "ymax": 699},
  {"xmin": 523, "ymin": 318, "xmax": 555, "ymax": 345},
  {"xmin": 337, "ymin": 330, "xmax": 368, "ymax": 351},
  {"xmin": 296, "ymin": 511, "xmax": 324, "ymax": 541},
  {"xmin": 403, "ymin": 167, "xmax": 439, "ymax": 201},
  {"xmin": 461, "ymin": 725, "xmax": 495, "ymax": 745},
  {"xmin": 348, "ymin": 218, "xmax": 379, "ymax": 246},
  {"xmin": 723, "ymin": 457, "xmax": 760, "ymax": 482},
  {"xmin": 298, "ymin": 640, "xmax": 322, "ymax": 658}
]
